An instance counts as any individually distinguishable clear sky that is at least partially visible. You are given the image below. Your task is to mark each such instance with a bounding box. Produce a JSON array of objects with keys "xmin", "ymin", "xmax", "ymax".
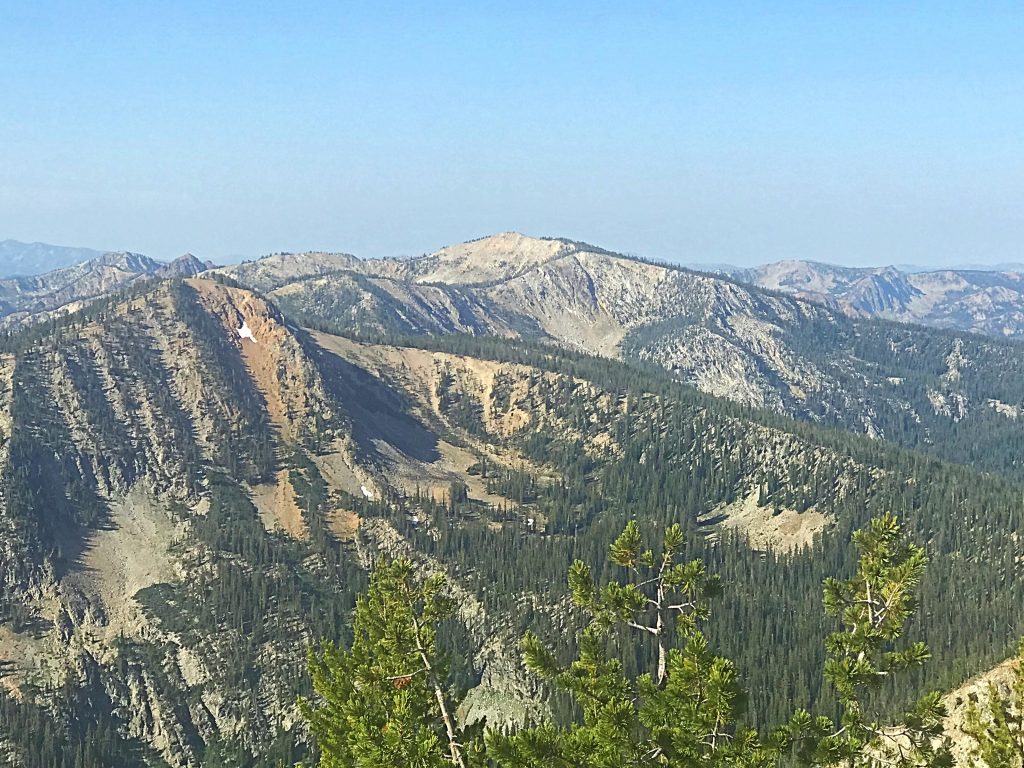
[{"xmin": 2, "ymin": 2, "xmax": 1022, "ymax": 267}]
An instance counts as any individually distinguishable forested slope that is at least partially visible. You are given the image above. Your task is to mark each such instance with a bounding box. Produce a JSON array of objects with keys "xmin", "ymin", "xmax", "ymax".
[
  {"xmin": 0, "ymin": 276, "xmax": 1022, "ymax": 766},
  {"xmin": 0, "ymin": 278, "xmax": 368, "ymax": 766},
  {"xmin": 310, "ymin": 331, "xmax": 1024, "ymax": 728}
]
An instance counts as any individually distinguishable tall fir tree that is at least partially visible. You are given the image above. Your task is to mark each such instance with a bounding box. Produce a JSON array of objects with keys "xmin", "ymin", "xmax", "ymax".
[
  {"xmin": 302, "ymin": 557, "xmax": 478, "ymax": 768},
  {"xmin": 303, "ymin": 515, "xmax": 958, "ymax": 767},
  {"xmin": 487, "ymin": 521, "xmax": 771, "ymax": 767}
]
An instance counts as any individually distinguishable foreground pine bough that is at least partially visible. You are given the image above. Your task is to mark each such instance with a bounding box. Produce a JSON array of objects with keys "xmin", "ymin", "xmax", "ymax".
[{"xmin": 302, "ymin": 514, "xmax": 1022, "ymax": 767}]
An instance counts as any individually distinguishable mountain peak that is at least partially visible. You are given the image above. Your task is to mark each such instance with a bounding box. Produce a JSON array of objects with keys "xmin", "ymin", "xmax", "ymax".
[
  {"xmin": 407, "ymin": 232, "xmax": 594, "ymax": 285},
  {"xmin": 212, "ymin": 251, "xmax": 362, "ymax": 293},
  {"xmin": 159, "ymin": 253, "xmax": 216, "ymax": 277},
  {"xmin": 91, "ymin": 251, "xmax": 161, "ymax": 272},
  {"xmin": 438, "ymin": 231, "xmax": 567, "ymax": 257}
]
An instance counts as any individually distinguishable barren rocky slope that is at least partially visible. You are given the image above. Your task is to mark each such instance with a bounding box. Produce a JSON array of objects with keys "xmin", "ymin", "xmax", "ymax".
[
  {"xmin": 220, "ymin": 233, "xmax": 845, "ymax": 407},
  {"xmin": 220, "ymin": 234, "xmax": 1024, "ymax": 480}
]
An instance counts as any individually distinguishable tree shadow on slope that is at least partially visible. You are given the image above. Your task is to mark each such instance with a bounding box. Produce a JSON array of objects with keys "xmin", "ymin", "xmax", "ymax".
[
  {"xmin": 315, "ymin": 346, "xmax": 442, "ymax": 466},
  {"xmin": 7, "ymin": 437, "xmax": 114, "ymax": 583}
]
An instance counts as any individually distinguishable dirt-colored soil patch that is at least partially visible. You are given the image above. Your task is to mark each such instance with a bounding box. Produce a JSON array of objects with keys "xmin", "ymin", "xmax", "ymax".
[
  {"xmin": 188, "ymin": 278, "xmax": 292, "ymax": 435},
  {"xmin": 311, "ymin": 441, "xmax": 365, "ymax": 497},
  {"xmin": 62, "ymin": 487, "xmax": 180, "ymax": 641},
  {"xmin": 187, "ymin": 278, "xmax": 331, "ymax": 444},
  {"xmin": 0, "ymin": 354, "xmax": 14, "ymax": 443},
  {"xmin": 715, "ymin": 490, "xmax": 829, "ymax": 553},
  {"xmin": 327, "ymin": 509, "xmax": 360, "ymax": 541},
  {"xmin": 250, "ymin": 470, "xmax": 308, "ymax": 539},
  {"xmin": 310, "ymin": 333, "xmax": 554, "ymax": 504},
  {"xmin": 0, "ymin": 624, "xmax": 51, "ymax": 699},
  {"xmin": 311, "ymin": 332, "xmax": 545, "ymax": 437}
]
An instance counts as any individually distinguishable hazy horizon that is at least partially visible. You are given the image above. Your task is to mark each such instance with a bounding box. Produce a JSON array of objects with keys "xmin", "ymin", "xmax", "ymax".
[
  {"xmin": 3, "ymin": 3, "xmax": 1022, "ymax": 268},
  {"xmin": 7, "ymin": 231, "xmax": 1024, "ymax": 275}
]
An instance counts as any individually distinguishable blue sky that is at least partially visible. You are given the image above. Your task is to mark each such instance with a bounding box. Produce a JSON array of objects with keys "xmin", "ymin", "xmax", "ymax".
[{"xmin": 1, "ymin": 2, "xmax": 1022, "ymax": 266}]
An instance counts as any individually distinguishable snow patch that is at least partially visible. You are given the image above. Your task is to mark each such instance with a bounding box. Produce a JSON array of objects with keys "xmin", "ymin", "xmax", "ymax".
[
  {"xmin": 237, "ymin": 320, "xmax": 256, "ymax": 342},
  {"xmin": 360, "ymin": 485, "xmax": 374, "ymax": 500}
]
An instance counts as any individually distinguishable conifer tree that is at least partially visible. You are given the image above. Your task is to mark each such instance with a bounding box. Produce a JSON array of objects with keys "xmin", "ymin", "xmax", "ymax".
[
  {"xmin": 302, "ymin": 557, "xmax": 476, "ymax": 768},
  {"xmin": 302, "ymin": 516, "xmax": 956, "ymax": 768},
  {"xmin": 772, "ymin": 513, "xmax": 952, "ymax": 767},
  {"xmin": 487, "ymin": 521, "xmax": 771, "ymax": 767}
]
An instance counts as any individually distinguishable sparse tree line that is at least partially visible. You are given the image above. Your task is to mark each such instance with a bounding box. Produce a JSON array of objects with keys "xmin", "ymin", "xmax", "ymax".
[{"xmin": 303, "ymin": 515, "xmax": 1024, "ymax": 768}]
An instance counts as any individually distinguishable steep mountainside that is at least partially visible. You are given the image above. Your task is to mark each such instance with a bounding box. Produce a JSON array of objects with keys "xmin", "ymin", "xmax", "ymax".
[
  {"xmin": 0, "ymin": 253, "xmax": 213, "ymax": 327},
  {"xmin": 0, "ymin": 239, "xmax": 106, "ymax": 277},
  {"xmin": 220, "ymin": 234, "xmax": 1024, "ymax": 481},
  {"xmin": 0, "ymin": 278, "xmax": 366, "ymax": 766},
  {"xmin": 1, "ymin": 276, "xmax": 1023, "ymax": 766},
  {"xmin": 732, "ymin": 259, "xmax": 1024, "ymax": 338},
  {"xmin": 220, "ymin": 234, "xmax": 847, "ymax": 399},
  {"xmin": 159, "ymin": 254, "xmax": 215, "ymax": 278}
]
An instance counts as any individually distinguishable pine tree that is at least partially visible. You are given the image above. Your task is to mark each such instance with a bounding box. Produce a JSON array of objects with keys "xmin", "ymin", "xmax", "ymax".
[
  {"xmin": 487, "ymin": 521, "xmax": 771, "ymax": 767},
  {"xmin": 302, "ymin": 557, "xmax": 476, "ymax": 768},
  {"xmin": 301, "ymin": 516, "xmax": 957, "ymax": 767},
  {"xmin": 772, "ymin": 513, "xmax": 952, "ymax": 767},
  {"xmin": 963, "ymin": 640, "xmax": 1024, "ymax": 767}
]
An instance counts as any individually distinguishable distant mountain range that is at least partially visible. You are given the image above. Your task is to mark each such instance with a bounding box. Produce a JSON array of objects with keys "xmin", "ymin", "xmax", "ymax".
[
  {"xmin": 0, "ymin": 251, "xmax": 214, "ymax": 326},
  {"xmin": 10, "ymin": 237, "xmax": 1024, "ymax": 339},
  {"xmin": 725, "ymin": 260, "xmax": 1024, "ymax": 338},
  {"xmin": 0, "ymin": 239, "xmax": 108, "ymax": 277},
  {"xmin": 214, "ymin": 234, "xmax": 1024, "ymax": 457},
  {"xmin": 0, "ymin": 238, "xmax": 216, "ymax": 275}
]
